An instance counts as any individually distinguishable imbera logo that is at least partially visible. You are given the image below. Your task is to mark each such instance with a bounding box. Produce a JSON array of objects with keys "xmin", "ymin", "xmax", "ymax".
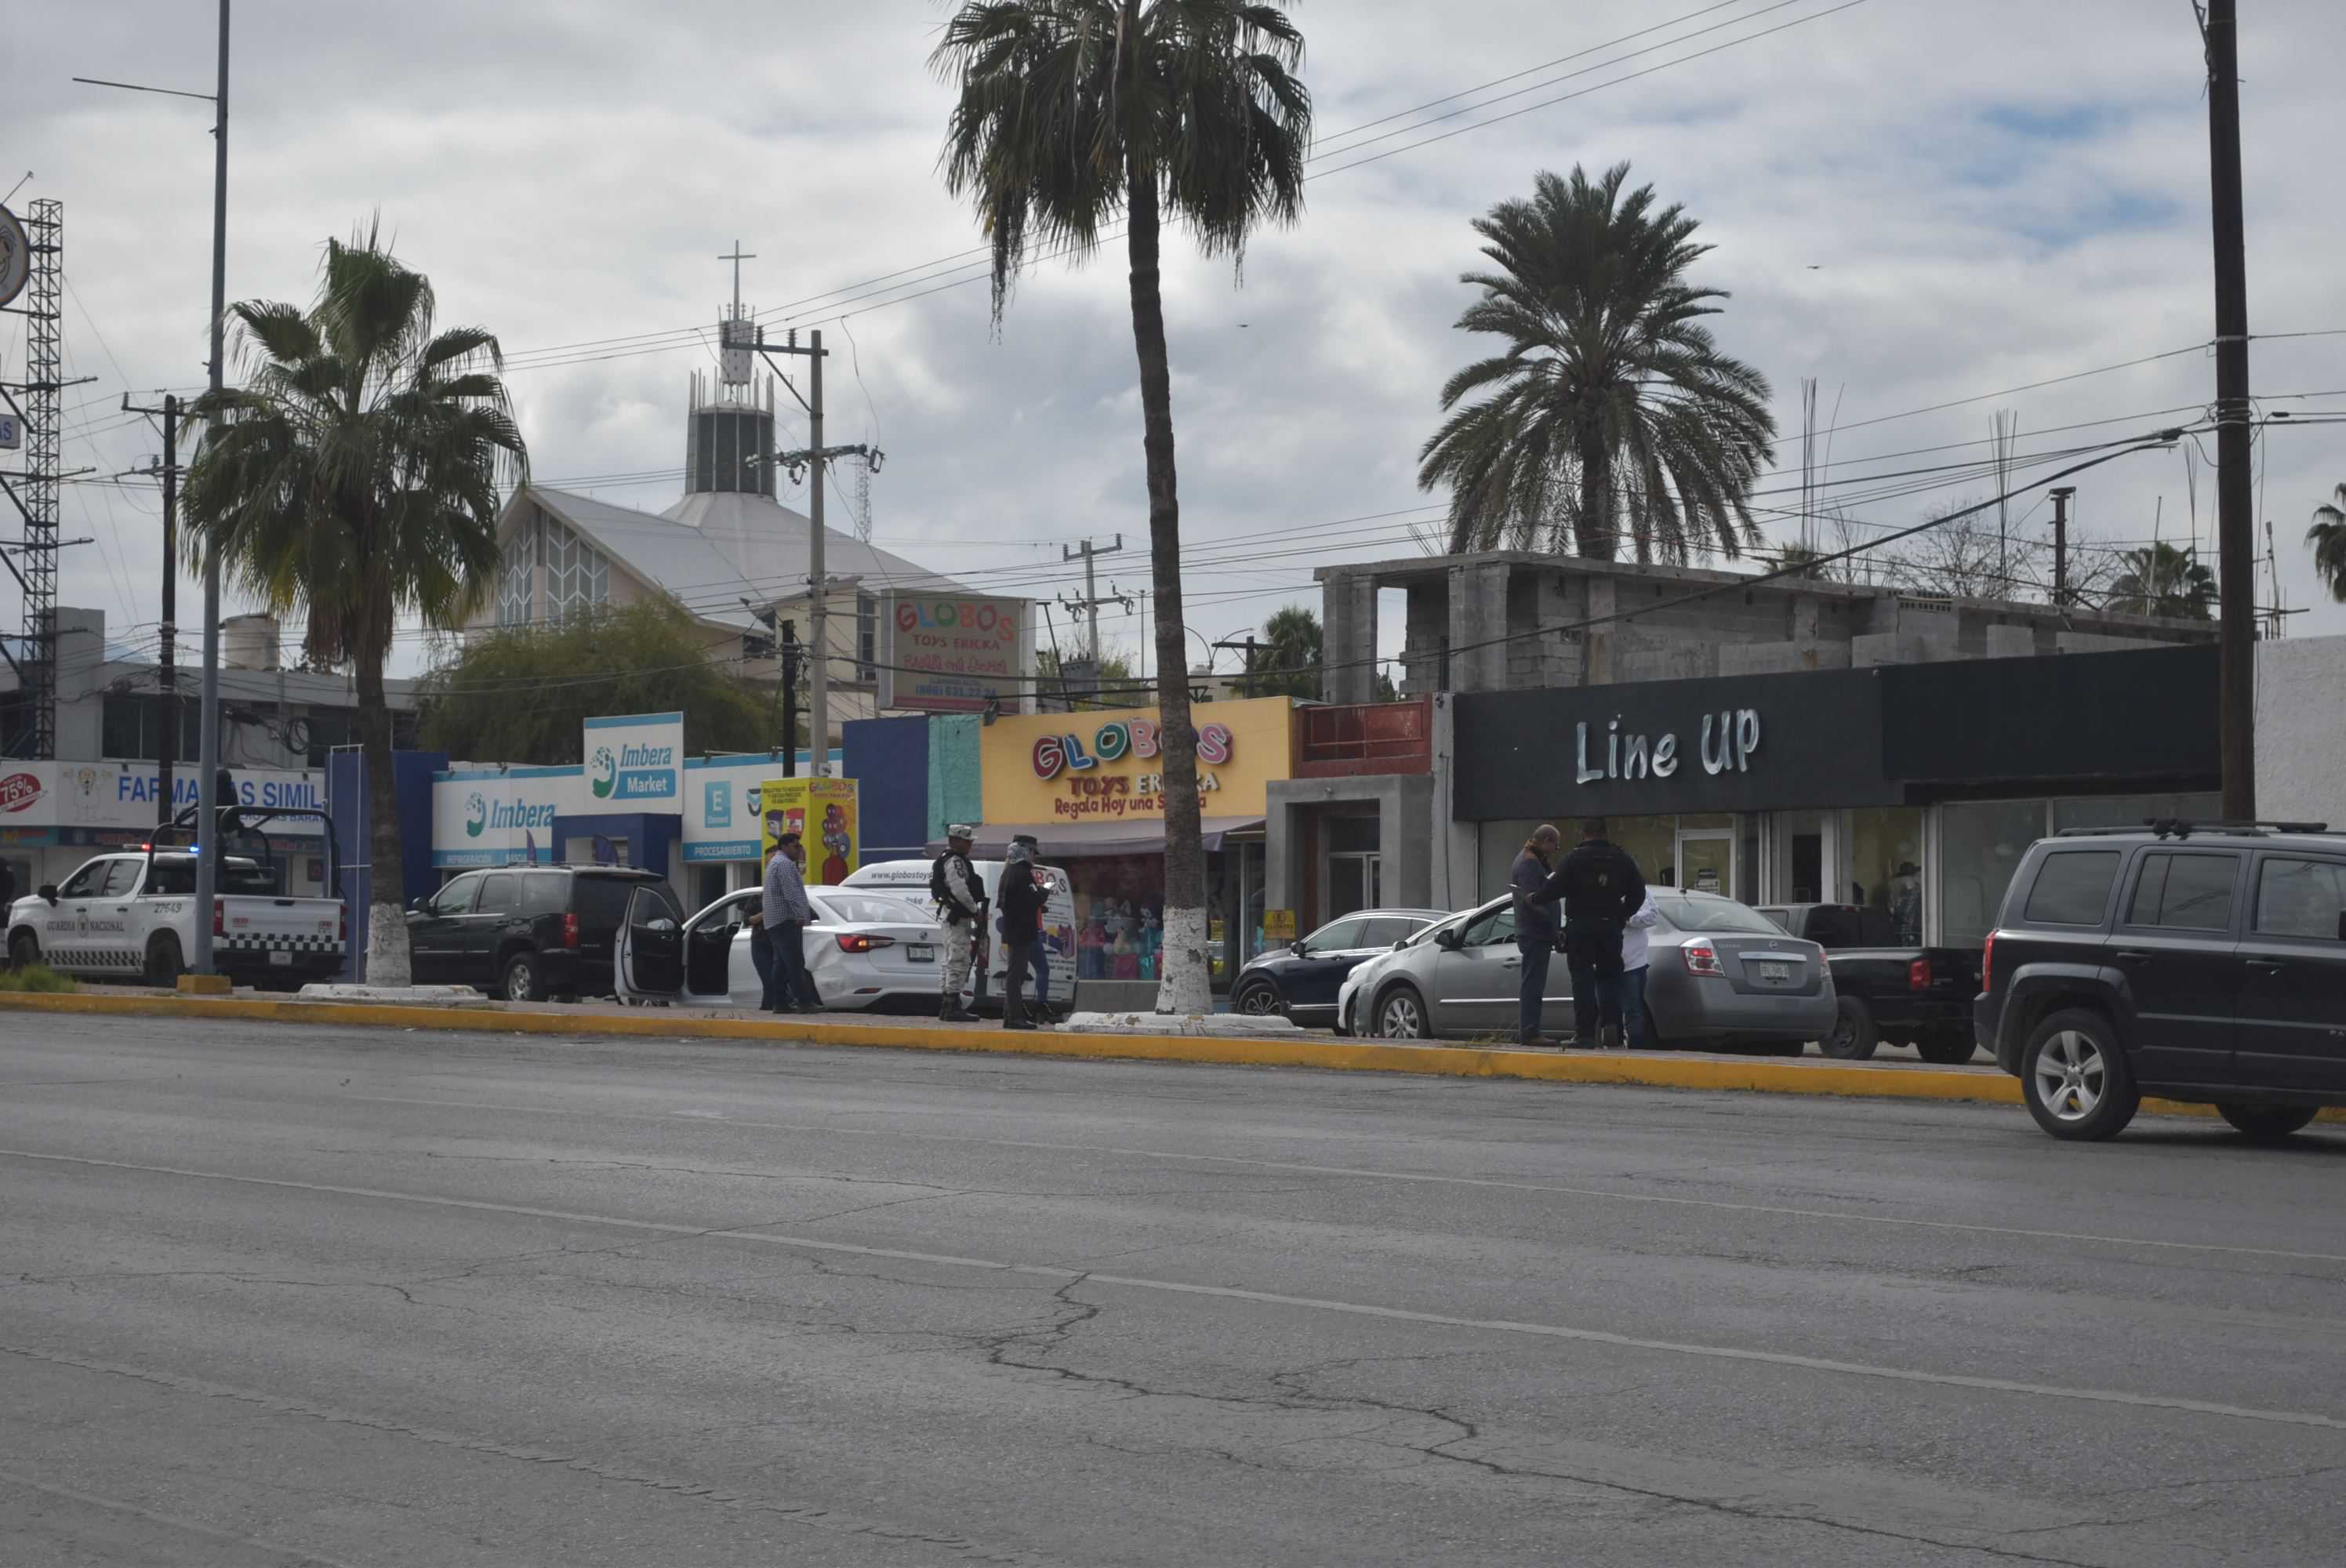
[
  {"xmin": 605, "ymin": 741, "xmax": 677, "ymax": 802},
  {"xmin": 590, "ymin": 746, "xmax": 617, "ymax": 800},
  {"xmin": 464, "ymin": 792, "xmax": 488, "ymax": 838}
]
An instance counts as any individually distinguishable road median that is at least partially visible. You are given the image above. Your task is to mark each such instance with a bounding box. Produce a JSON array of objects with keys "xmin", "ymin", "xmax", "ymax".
[{"xmin": 4, "ymin": 988, "xmax": 2329, "ymax": 1123}]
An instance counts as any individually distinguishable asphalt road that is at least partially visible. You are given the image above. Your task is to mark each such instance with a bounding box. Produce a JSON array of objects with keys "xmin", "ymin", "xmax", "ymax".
[{"xmin": 4, "ymin": 1016, "xmax": 2344, "ymax": 1567}]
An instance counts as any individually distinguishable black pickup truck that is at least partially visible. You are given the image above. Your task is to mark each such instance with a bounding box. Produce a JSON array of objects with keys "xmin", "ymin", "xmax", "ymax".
[{"xmin": 1759, "ymin": 902, "xmax": 1985, "ymax": 1064}]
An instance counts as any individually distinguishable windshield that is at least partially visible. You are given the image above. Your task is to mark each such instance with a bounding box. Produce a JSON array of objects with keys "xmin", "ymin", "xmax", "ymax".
[{"xmin": 1657, "ymin": 895, "xmax": 1791, "ymax": 935}]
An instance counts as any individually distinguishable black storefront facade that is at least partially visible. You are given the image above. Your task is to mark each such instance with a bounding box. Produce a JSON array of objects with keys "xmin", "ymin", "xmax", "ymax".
[{"xmin": 1448, "ymin": 644, "xmax": 2221, "ymax": 948}]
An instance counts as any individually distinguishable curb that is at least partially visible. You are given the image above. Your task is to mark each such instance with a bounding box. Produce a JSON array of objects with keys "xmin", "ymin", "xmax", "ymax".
[{"xmin": 2, "ymin": 990, "xmax": 2330, "ymax": 1123}]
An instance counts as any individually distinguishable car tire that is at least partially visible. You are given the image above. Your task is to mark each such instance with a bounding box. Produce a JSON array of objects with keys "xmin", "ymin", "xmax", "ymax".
[
  {"xmin": 7, "ymin": 929, "xmax": 38, "ymax": 971},
  {"xmin": 2216, "ymin": 1103, "xmax": 2321, "ymax": 1142},
  {"xmin": 2021, "ymin": 1009, "xmax": 2140, "ymax": 1142},
  {"xmin": 1233, "ymin": 979, "xmax": 1284, "ymax": 1019},
  {"xmin": 502, "ymin": 952, "xmax": 547, "ymax": 1004},
  {"xmin": 1821, "ymin": 996, "xmax": 1879, "ymax": 1061},
  {"xmin": 144, "ymin": 933, "xmax": 185, "ymax": 989},
  {"xmin": 1915, "ymin": 1031, "xmax": 1979, "ymax": 1066},
  {"xmin": 1374, "ymin": 984, "xmax": 1433, "ymax": 1040}
]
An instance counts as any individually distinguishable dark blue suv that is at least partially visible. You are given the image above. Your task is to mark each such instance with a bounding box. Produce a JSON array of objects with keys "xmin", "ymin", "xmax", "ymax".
[{"xmin": 1975, "ymin": 822, "xmax": 2346, "ymax": 1142}]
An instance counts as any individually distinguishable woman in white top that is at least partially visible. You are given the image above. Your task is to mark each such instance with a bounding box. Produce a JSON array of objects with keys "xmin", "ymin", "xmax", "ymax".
[{"xmin": 1620, "ymin": 887, "xmax": 1661, "ymax": 1050}]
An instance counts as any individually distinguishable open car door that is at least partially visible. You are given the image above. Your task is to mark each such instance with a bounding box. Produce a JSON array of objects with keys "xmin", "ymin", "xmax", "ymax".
[{"xmin": 614, "ymin": 884, "xmax": 685, "ymax": 1002}]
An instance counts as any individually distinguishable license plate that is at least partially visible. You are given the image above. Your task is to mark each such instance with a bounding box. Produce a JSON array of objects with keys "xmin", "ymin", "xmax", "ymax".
[
  {"xmin": 1759, "ymin": 960, "xmax": 1791, "ymax": 982},
  {"xmin": 268, "ymin": 949, "xmax": 294, "ymax": 967},
  {"xmin": 906, "ymin": 944, "xmax": 935, "ymax": 962}
]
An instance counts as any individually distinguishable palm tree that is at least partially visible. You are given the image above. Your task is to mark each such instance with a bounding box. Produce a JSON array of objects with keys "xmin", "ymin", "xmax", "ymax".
[
  {"xmin": 2104, "ymin": 541, "xmax": 2216, "ymax": 619},
  {"xmin": 2310, "ymin": 483, "xmax": 2346, "ymax": 603},
  {"xmin": 1251, "ymin": 604, "xmax": 1321, "ymax": 699},
  {"xmin": 935, "ymin": 0, "xmax": 1312, "ymax": 1014},
  {"xmin": 1418, "ymin": 162, "xmax": 1777, "ymax": 563},
  {"xmin": 183, "ymin": 228, "xmax": 525, "ymax": 985}
]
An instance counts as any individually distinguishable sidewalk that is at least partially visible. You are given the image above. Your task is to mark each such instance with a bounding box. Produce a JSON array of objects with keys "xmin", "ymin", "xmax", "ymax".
[{"xmin": 0, "ymin": 981, "xmax": 2221, "ymax": 1116}]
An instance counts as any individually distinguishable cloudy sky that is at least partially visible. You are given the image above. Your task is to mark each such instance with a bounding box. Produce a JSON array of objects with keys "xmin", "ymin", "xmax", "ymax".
[{"xmin": 13, "ymin": 0, "xmax": 2345, "ymax": 684}]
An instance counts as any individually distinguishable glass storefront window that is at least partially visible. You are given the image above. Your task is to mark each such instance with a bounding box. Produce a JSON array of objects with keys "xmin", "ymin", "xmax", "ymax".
[
  {"xmin": 1066, "ymin": 855, "xmax": 1167, "ymax": 982},
  {"xmin": 1476, "ymin": 816, "xmax": 1694, "ymax": 900},
  {"xmin": 1847, "ymin": 807, "xmax": 1925, "ymax": 945},
  {"xmin": 1939, "ymin": 800, "xmax": 2045, "ymax": 947}
]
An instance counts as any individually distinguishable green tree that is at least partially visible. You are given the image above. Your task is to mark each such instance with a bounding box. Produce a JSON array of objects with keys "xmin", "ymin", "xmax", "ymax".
[
  {"xmin": 935, "ymin": 0, "xmax": 1313, "ymax": 1013},
  {"xmin": 418, "ymin": 601, "xmax": 775, "ymax": 763},
  {"xmin": 1418, "ymin": 163, "xmax": 1778, "ymax": 563},
  {"xmin": 183, "ymin": 227, "xmax": 525, "ymax": 985},
  {"xmin": 2103, "ymin": 541, "xmax": 2216, "ymax": 619},
  {"xmin": 1247, "ymin": 604, "xmax": 1321, "ymax": 699},
  {"xmin": 2310, "ymin": 482, "xmax": 2346, "ymax": 603}
]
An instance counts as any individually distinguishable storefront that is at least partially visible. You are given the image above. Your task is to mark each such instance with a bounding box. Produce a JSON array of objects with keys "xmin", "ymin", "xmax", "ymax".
[
  {"xmin": 1447, "ymin": 644, "xmax": 2220, "ymax": 948},
  {"xmin": 0, "ymin": 760, "xmax": 333, "ymax": 899},
  {"xmin": 970, "ymin": 695, "xmax": 1298, "ymax": 990}
]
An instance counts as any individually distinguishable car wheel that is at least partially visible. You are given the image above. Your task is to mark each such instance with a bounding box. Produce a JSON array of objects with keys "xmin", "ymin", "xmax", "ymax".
[
  {"xmin": 502, "ymin": 953, "xmax": 547, "ymax": 1004},
  {"xmin": 2216, "ymin": 1103, "xmax": 2321, "ymax": 1142},
  {"xmin": 2021, "ymin": 1009, "xmax": 2140, "ymax": 1141},
  {"xmin": 1375, "ymin": 985, "xmax": 1433, "ymax": 1040},
  {"xmin": 144, "ymin": 932, "xmax": 185, "ymax": 989},
  {"xmin": 7, "ymin": 929, "xmax": 39, "ymax": 971},
  {"xmin": 1233, "ymin": 979, "xmax": 1284, "ymax": 1018},
  {"xmin": 1915, "ymin": 1031, "xmax": 1979, "ymax": 1066},
  {"xmin": 1821, "ymin": 996, "xmax": 1879, "ymax": 1061}
]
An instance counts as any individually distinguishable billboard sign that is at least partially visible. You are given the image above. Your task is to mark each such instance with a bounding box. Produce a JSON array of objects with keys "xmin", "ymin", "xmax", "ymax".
[
  {"xmin": 757, "ymin": 777, "xmax": 859, "ymax": 883},
  {"xmin": 877, "ymin": 592, "xmax": 1033, "ymax": 715},
  {"xmin": 0, "ymin": 205, "xmax": 29, "ymax": 311},
  {"xmin": 583, "ymin": 711, "xmax": 682, "ymax": 809}
]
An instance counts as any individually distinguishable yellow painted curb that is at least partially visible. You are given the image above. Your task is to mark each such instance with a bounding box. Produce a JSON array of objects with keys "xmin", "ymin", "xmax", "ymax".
[
  {"xmin": 175, "ymin": 975, "xmax": 231, "ymax": 996},
  {"xmin": 0, "ymin": 990, "xmax": 2334, "ymax": 1123}
]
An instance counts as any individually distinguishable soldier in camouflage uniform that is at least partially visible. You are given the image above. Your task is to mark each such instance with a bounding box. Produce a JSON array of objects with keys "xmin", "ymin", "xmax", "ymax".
[{"xmin": 933, "ymin": 825, "xmax": 986, "ymax": 1022}]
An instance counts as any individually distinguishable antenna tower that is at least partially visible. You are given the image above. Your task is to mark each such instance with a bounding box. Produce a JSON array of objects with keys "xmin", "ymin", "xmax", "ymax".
[{"xmin": 2, "ymin": 199, "xmax": 64, "ymax": 758}]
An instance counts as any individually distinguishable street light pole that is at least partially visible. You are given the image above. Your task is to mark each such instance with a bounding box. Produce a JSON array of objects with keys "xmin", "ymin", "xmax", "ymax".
[
  {"xmin": 193, "ymin": 0, "xmax": 230, "ymax": 975},
  {"xmin": 2203, "ymin": 0, "xmax": 2256, "ymax": 820}
]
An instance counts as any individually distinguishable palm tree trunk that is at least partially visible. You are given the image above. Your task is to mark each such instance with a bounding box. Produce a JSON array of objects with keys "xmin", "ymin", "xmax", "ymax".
[
  {"xmin": 1577, "ymin": 422, "xmax": 1614, "ymax": 560},
  {"xmin": 356, "ymin": 640, "xmax": 412, "ymax": 986},
  {"xmin": 1127, "ymin": 143, "xmax": 1211, "ymax": 1014}
]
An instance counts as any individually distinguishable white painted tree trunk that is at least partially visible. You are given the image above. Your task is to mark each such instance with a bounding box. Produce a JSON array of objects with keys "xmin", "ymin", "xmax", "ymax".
[
  {"xmin": 1153, "ymin": 904, "xmax": 1211, "ymax": 1014},
  {"xmin": 365, "ymin": 903, "xmax": 412, "ymax": 988}
]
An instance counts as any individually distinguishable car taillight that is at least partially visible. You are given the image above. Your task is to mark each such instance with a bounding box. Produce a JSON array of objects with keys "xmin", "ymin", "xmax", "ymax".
[
  {"xmin": 562, "ymin": 913, "xmax": 579, "ymax": 949},
  {"xmin": 1682, "ymin": 939, "xmax": 1723, "ymax": 977},
  {"xmin": 1908, "ymin": 956, "xmax": 1933, "ymax": 991},
  {"xmin": 339, "ymin": 904, "xmax": 348, "ymax": 944},
  {"xmin": 1981, "ymin": 932, "xmax": 1995, "ymax": 992},
  {"xmin": 837, "ymin": 933, "xmax": 897, "ymax": 953},
  {"xmin": 212, "ymin": 898, "xmax": 224, "ymax": 937}
]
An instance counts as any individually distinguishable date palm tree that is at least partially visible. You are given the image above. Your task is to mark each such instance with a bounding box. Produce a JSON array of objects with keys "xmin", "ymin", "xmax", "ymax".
[
  {"xmin": 935, "ymin": 0, "xmax": 1312, "ymax": 1014},
  {"xmin": 1252, "ymin": 604, "xmax": 1321, "ymax": 699},
  {"xmin": 2310, "ymin": 483, "xmax": 2346, "ymax": 603},
  {"xmin": 183, "ymin": 227, "xmax": 525, "ymax": 985},
  {"xmin": 2104, "ymin": 541, "xmax": 2215, "ymax": 619},
  {"xmin": 1419, "ymin": 162, "xmax": 1777, "ymax": 563}
]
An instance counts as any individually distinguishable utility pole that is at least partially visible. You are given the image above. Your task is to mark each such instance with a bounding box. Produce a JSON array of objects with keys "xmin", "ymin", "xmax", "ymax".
[
  {"xmin": 1059, "ymin": 535, "xmax": 1124, "ymax": 659},
  {"xmin": 779, "ymin": 619, "xmax": 799, "ymax": 777},
  {"xmin": 2204, "ymin": 0, "xmax": 2256, "ymax": 819},
  {"xmin": 2049, "ymin": 486, "xmax": 2075, "ymax": 608},
  {"xmin": 1210, "ymin": 634, "xmax": 1261, "ymax": 698},
  {"xmin": 123, "ymin": 393, "xmax": 183, "ymax": 823},
  {"xmin": 754, "ymin": 325, "xmax": 881, "ymax": 776}
]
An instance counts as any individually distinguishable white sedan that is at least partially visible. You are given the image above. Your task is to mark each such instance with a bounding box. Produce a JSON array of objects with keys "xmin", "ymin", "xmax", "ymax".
[{"xmin": 616, "ymin": 885, "xmax": 951, "ymax": 1011}]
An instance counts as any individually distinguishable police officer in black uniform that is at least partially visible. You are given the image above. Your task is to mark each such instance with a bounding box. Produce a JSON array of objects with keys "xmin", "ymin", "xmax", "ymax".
[{"xmin": 1554, "ymin": 817, "xmax": 1647, "ymax": 1050}]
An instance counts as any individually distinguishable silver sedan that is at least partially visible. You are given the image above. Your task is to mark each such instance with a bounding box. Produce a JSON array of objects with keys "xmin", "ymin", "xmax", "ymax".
[{"xmin": 1346, "ymin": 891, "xmax": 1833, "ymax": 1051}]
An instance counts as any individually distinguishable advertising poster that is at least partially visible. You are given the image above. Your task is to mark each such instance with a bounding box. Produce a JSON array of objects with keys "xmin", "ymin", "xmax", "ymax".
[
  {"xmin": 757, "ymin": 777, "xmax": 860, "ymax": 884},
  {"xmin": 877, "ymin": 592, "xmax": 1032, "ymax": 715}
]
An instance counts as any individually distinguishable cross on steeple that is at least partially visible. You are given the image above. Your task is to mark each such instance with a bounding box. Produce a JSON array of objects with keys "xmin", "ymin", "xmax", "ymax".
[{"xmin": 719, "ymin": 241, "xmax": 757, "ymax": 321}]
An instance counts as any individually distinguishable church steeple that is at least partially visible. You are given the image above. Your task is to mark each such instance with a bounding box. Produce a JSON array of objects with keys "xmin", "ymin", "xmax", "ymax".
[{"xmin": 684, "ymin": 241, "xmax": 778, "ymax": 500}]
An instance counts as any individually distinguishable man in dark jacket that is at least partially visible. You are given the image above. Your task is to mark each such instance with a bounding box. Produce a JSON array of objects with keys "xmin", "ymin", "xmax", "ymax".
[
  {"xmin": 997, "ymin": 837, "xmax": 1048, "ymax": 1030},
  {"xmin": 1555, "ymin": 818, "xmax": 1647, "ymax": 1050},
  {"xmin": 1508, "ymin": 825, "xmax": 1564, "ymax": 1048}
]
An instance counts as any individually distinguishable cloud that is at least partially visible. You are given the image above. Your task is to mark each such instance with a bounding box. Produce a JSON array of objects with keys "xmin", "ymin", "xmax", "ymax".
[{"xmin": 13, "ymin": 0, "xmax": 2345, "ymax": 691}]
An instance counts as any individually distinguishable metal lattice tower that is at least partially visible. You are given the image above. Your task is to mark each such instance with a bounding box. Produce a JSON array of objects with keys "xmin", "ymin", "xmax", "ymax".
[{"xmin": 15, "ymin": 199, "xmax": 62, "ymax": 760}]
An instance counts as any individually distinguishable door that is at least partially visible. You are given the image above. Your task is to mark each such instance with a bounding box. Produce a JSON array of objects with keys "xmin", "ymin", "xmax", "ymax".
[
  {"xmin": 2235, "ymin": 853, "xmax": 2346, "ymax": 1094},
  {"xmin": 463, "ymin": 872, "xmax": 525, "ymax": 983},
  {"xmin": 2109, "ymin": 849, "xmax": 2245, "ymax": 1087},
  {"xmin": 83, "ymin": 857, "xmax": 147, "ymax": 975},
  {"xmin": 40, "ymin": 858, "xmax": 118, "ymax": 975},
  {"xmin": 681, "ymin": 891, "xmax": 757, "ymax": 1004},
  {"xmin": 616, "ymin": 885, "xmax": 685, "ymax": 998},
  {"xmin": 1430, "ymin": 904, "xmax": 1526, "ymax": 1035},
  {"xmin": 1284, "ymin": 916, "xmax": 1371, "ymax": 1012},
  {"xmin": 405, "ymin": 873, "xmax": 481, "ymax": 982},
  {"xmin": 1677, "ymin": 830, "xmax": 1734, "ymax": 898}
]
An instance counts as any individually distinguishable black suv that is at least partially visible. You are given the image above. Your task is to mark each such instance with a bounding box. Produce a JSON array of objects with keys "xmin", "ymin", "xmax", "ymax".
[
  {"xmin": 1975, "ymin": 822, "xmax": 2346, "ymax": 1142},
  {"xmin": 406, "ymin": 866, "xmax": 682, "ymax": 1000}
]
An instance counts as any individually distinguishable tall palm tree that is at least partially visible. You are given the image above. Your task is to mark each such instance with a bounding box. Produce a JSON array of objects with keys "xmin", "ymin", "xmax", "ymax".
[
  {"xmin": 1253, "ymin": 604, "xmax": 1321, "ymax": 699},
  {"xmin": 183, "ymin": 228, "xmax": 525, "ymax": 985},
  {"xmin": 1419, "ymin": 162, "xmax": 1777, "ymax": 563},
  {"xmin": 2104, "ymin": 541, "xmax": 2215, "ymax": 619},
  {"xmin": 2310, "ymin": 483, "xmax": 2346, "ymax": 603},
  {"xmin": 935, "ymin": 0, "xmax": 1312, "ymax": 1014}
]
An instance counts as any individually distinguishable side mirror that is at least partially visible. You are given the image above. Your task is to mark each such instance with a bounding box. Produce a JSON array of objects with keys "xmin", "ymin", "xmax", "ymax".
[
  {"xmin": 1289, "ymin": 939, "xmax": 1308, "ymax": 956},
  {"xmin": 38, "ymin": 884, "xmax": 57, "ymax": 906},
  {"xmin": 1435, "ymin": 928, "xmax": 1462, "ymax": 950}
]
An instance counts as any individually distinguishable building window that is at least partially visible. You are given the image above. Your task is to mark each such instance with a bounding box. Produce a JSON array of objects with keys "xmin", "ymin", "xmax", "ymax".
[
  {"xmin": 543, "ymin": 519, "xmax": 609, "ymax": 623},
  {"xmin": 858, "ymin": 592, "xmax": 878, "ymax": 682},
  {"xmin": 498, "ymin": 517, "xmax": 536, "ymax": 626},
  {"xmin": 100, "ymin": 695, "xmax": 199, "ymax": 762}
]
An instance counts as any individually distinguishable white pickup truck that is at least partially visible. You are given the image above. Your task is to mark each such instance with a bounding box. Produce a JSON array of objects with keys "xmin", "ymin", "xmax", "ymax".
[{"xmin": 4, "ymin": 848, "xmax": 347, "ymax": 988}]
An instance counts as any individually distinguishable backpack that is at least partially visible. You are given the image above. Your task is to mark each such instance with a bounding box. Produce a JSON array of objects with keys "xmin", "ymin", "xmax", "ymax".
[{"xmin": 929, "ymin": 853, "xmax": 953, "ymax": 902}]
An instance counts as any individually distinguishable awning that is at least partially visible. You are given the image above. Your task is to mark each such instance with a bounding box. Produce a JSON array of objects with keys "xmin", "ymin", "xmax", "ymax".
[{"xmin": 928, "ymin": 815, "xmax": 1266, "ymax": 858}]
